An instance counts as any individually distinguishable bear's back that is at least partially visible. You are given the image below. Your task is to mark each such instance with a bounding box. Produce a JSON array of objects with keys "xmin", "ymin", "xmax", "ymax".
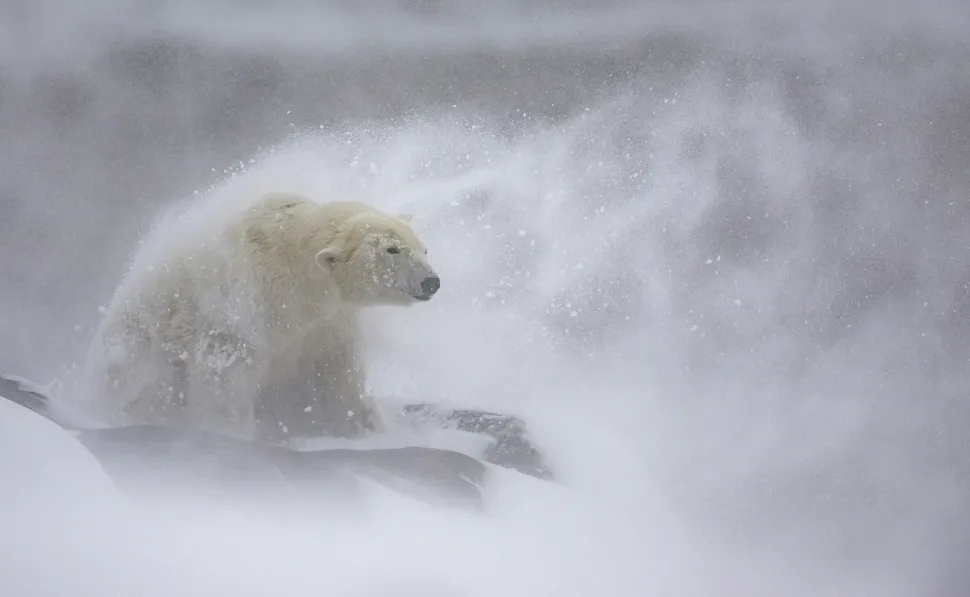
[{"xmin": 236, "ymin": 193, "xmax": 377, "ymax": 243}]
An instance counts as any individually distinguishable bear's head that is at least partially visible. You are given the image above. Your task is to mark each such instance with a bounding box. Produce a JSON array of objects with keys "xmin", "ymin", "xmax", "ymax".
[{"xmin": 315, "ymin": 210, "xmax": 440, "ymax": 306}]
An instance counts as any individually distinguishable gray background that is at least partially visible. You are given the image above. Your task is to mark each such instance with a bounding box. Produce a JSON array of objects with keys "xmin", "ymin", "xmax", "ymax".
[{"xmin": 2, "ymin": 0, "xmax": 970, "ymax": 593}]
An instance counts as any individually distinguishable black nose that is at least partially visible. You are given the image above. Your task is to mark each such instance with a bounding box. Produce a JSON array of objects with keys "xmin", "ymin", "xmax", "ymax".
[{"xmin": 420, "ymin": 276, "xmax": 440, "ymax": 296}]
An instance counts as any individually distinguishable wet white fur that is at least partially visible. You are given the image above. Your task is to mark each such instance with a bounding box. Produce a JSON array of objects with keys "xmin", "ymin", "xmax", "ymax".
[{"xmin": 83, "ymin": 192, "xmax": 438, "ymax": 442}]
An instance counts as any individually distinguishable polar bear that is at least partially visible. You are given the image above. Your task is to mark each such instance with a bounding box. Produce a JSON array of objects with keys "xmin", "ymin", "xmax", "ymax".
[{"xmin": 83, "ymin": 192, "xmax": 439, "ymax": 443}]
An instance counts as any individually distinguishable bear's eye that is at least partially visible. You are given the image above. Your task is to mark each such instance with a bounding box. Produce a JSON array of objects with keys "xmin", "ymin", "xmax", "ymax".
[{"xmin": 386, "ymin": 247, "xmax": 400, "ymax": 254}]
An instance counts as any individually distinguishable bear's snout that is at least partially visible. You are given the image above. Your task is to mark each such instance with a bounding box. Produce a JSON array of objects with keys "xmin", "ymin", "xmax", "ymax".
[{"xmin": 418, "ymin": 275, "xmax": 440, "ymax": 300}]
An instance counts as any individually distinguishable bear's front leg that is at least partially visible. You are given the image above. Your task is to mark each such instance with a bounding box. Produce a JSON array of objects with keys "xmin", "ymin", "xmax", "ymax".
[{"xmin": 253, "ymin": 325, "xmax": 381, "ymax": 444}]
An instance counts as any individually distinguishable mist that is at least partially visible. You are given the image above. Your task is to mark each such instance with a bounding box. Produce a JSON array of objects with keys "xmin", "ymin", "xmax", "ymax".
[{"xmin": 2, "ymin": 0, "xmax": 970, "ymax": 595}]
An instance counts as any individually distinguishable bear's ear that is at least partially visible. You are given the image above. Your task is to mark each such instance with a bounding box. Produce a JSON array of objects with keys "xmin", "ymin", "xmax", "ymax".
[
  {"xmin": 314, "ymin": 246, "xmax": 340, "ymax": 272},
  {"xmin": 397, "ymin": 213, "xmax": 413, "ymax": 223}
]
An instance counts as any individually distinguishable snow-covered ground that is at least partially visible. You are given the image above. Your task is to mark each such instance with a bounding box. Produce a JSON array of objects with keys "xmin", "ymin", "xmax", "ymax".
[
  {"xmin": 3, "ymin": 1, "xmax": 970, "ymax": 595},
  {"xmin": 1, "ymin": 393, "xmax": 663, "ymax": 597}
]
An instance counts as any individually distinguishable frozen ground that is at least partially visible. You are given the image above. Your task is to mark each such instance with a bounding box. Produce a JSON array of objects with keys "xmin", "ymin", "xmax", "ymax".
[{"xmin": 2, "ymin": 1, "xmax": 970, "ymax": 595}]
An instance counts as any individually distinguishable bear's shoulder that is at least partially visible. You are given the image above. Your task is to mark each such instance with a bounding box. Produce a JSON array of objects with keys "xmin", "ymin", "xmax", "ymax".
[
  {"xmin": 314, "ymin": 199, "xmax": 380, "ymax": 220},
  {"xmin": 247, "ymin": 193, "xmax": 377, "ymax": 221},
  {"xmin": 247, "ymin": 192, "xmax": 315, "ymax": 215}
]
